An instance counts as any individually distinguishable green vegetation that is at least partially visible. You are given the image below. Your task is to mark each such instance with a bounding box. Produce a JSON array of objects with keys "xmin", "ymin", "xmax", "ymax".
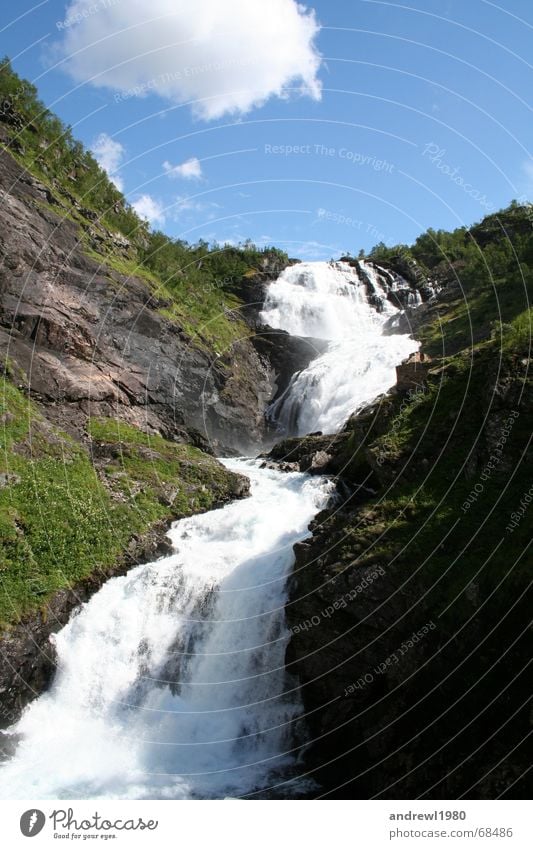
[
  {"xmin": 0, "ymin": 58, "xmax": 143, "ymax": 240},
  {"xmin": 0, "ymin": 58, "xmax": 288, "ymax": 349},
  {"xmin": 140, "ymin": 237, "xmax": 287, "ymax": 349},
  {"xmin": 87, "ymin": 416, "xmax": 239, "ymax": 519},
  {"xmin": 314, "ymin": 357, "xmax": 531, "ymax": 784},
  {"xmin": 300, "ymin": 339, "xmax": 532, "ymax": 794},
  {"xmin": 365, "ymin": 200, "xmax": 533, "ymax": 356},
  {"xmin": 0, "ymin": 380, "xmax": 117, "ymax": 625},
  {"xmin": 322, "ymin": 204, "xmax": 532, "ymax": 623},
  {"xmin": 0, "ymin": 381, "xmax": 242, "ymax": 628}
]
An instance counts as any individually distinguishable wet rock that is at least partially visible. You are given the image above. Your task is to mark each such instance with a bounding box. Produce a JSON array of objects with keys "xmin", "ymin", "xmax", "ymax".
[
  {"xmin": 259, "ymin": 459, "xmax": 300, "ymax": 473},
  {"xmin": 0, "ymin": 147, "xmax": 282, "ymax": 455},
  {"xmin": 252, "ymin": 326, "xmax": 327, "ymax": 410},
  {"xmin": 395, "ymin": 351, "xmax": 432, "ymax": 393},
  {"xmin": 309, "ymin": 450, "xmax": 333, "ymax": 472},
  {"xmin": 0, "ymin": 472, "xmax": 249, "ymax": 729},
  {"xmin": 0, "ymin": 472, "xmax": 20, "ymax": 487}
]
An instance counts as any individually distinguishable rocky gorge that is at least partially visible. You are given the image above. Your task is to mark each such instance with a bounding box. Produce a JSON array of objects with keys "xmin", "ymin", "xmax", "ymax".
[
  {"xmin": 0, "ymin": 63, "xmax": 531, "ymax": 799},
  {"xmin": 0, "ymin": 133, "xmax": 306, "ymax": 721},
  {"xmin": 266, "ymin": 254, "xmax": 532, "ymax": 797}
]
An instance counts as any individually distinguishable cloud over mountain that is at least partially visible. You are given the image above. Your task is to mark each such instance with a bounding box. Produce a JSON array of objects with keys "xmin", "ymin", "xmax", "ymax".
[
  {"xmin": 132, "ymin": 194, "xmax": 166, "ymax": 225},
  {"xmin": 90, "ymin": 133, "xmax": 125, "ymax": 190},
  {"xmin": 58, "ymin": 0, "xmax": 322, "ymax": 120},
  {"xmin": 163, "ymin": 157, "xmax": 203, "ymax": 179}
]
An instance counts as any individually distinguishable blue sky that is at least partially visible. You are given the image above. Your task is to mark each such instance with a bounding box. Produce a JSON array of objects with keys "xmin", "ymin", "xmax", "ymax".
[{"xmin": 2, "ymin": 0, "xmax": 532, "ymax": 259}]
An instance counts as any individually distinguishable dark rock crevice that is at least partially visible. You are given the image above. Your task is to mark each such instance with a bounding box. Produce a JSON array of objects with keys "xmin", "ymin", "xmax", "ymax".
[{"xmin": 0, "ymin": 147, "xmax": 293, "ymax": 456}]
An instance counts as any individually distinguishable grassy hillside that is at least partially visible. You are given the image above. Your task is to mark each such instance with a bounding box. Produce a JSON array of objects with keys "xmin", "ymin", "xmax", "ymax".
[
  {"xmin": 0, "ymin": 60, "xmax": 276, "ymax": 630},
  {"xmin": 366, "ymin": 202, "xmax": 532, "ymax": 356},
  {"xmin": 0, "ymin": 376, "xmax": 246, "ymax": 627},
  {"xmin": 0, "ymin": 58, "xmax": 288, "ymax": 350},
  {"xmin": 281, "ymin": 204, "xmax": 532, "ymax": 797}
]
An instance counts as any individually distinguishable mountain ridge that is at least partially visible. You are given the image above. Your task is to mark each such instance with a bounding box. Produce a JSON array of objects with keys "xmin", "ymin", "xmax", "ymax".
[{"xmin": 0, "ymin": 61, "xmax": 531, "ymax": 800}]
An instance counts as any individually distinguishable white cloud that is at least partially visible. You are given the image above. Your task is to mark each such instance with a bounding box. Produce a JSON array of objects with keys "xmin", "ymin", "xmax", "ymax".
[
  {"xmin": 132, "ymin": 194, "xmax": 166, "ymax": 226},
  {"xmin": 57, "ymin": 0, "xmax": 322, "ymax": 120},
  {"xmin": 90, "ymin": 132, "xmax": 125, "ymax": 190},
  {"xmin": 163, "ymin": 157, "xmax": 203, "ymax": 180},
  {"xmin": 172, "ymin": 196, "xmax": 221, "ymax": 219},
  {"xmin": 291, "ymin": 239, "xmax": 343, "ymax": 260}
]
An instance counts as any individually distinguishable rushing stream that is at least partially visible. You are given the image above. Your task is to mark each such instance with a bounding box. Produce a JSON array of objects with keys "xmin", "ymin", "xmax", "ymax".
[
  {"xmin": 0, "ymin": 260, "xmax": 419, "ymax": 799},
  {"xmin": 261, "ymin": 261, "xmax": 419, "ymax": 435},
  {"xmin": 0, "ymin": 462, "xmax": 334, "ymax": 799}
]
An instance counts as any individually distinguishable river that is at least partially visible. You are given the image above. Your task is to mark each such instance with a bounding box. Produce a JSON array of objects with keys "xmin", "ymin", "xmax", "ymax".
[{"xmin": 0, "ymin": 261, "xmax": 419, "ymax": 799}]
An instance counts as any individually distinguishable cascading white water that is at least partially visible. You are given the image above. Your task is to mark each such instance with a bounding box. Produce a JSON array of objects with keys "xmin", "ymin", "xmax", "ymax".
[
  {"xmin": 0, "ymin": 460, "xmax": 334, "ymax": 800},
  {"xmin": 0, "ymin": 259, "xmax": 421, "ymax": 801},
  {"xmin": 260, "ymin": 261, "xmax": 420, "ymax": 436}
]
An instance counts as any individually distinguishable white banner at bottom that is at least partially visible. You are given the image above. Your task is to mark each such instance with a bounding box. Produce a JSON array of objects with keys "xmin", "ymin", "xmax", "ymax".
[{"xmin": 1, "ymin": 799, "xmax": 531, "ymax": 848}]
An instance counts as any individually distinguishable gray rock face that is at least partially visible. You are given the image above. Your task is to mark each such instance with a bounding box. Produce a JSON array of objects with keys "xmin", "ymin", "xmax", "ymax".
[{"xmin": 0, "ymin": 148, "xmax": 275, "ymax": 455}]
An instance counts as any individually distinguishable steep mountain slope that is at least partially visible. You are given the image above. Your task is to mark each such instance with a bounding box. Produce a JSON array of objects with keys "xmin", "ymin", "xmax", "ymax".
[
  {"xmin": 270, "ymin": 208, "xmax": 532, "ymax": 798},
  {"xmin": 0, "ymin": 144, "xmax": 280, "ymax": 454},
  {"xmin": 0, "ymin": 63, "xmax": 294, "ymax": 718},
  {"xmin": 0, "ymin": 61, "xmax": 531, "ymax": 800}
]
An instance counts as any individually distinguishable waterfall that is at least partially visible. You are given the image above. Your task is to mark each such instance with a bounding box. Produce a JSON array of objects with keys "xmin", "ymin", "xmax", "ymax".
[
  {"xmin": 261, "ymin": 261, "xmax": 419, "ymax": 436},
  {"xmin": 0, "ymin": 259, "xmax": 420, "ymax": 800},
  {"xmin": 0, "ymin": 461, "xmax": 334, "ymax": 799}
]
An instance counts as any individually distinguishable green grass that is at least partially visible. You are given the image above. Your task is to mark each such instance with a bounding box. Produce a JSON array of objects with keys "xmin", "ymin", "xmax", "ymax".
[
  {"xmin": 158, "ymin": 285, "xmax": 248, "ymax": 351},
  {"xmin": 499, "ymin": 307, "xmax": 533, "ymax": 351},
  {"xmin": 0, "ymin": 388, "xmax": 243, "ymax": 629},
  {"xmin": 83, "ymin": 238, "xmax": 248, "ymax": 352},
  {"xmin": 418, "ymin": 279, "xmax": 532, "ymax": 357},
  {"xmin": 88, "ymin": 416, "xmax": 242, "ymax": 525},
  {"xmin": 0, "ymin": 386, "xmax": 121, "ymax": 625},
  {"xmin": 321, "ymin": 343, "xmax": 531, "ymax": 624}
]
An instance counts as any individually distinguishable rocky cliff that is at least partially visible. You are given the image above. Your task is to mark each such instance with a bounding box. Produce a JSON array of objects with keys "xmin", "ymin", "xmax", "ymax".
[
  {"xmin": 0, "ymin": 146, "xmax": 279, "ymax": 456},
  {"xmin": 272, "ymin": 216, "xmax": 532, "ymax": 798},
  {"xmin": 0, "ymin": 77, "xmax": 313, "ymax": 722},
  {"xmin": 1, "ymin": 62, "xmax": 531, "ymax": 797}
]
